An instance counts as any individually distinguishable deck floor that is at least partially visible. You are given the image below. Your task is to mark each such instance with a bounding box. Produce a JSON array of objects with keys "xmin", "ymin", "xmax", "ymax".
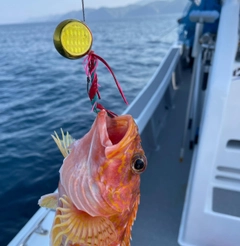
[{"xmin": 131, "ymin": 68, "xmax": 193, "ymax": 246}]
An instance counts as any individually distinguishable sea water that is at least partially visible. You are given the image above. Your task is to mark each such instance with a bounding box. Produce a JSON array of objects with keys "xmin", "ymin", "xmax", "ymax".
[{"xmin": 0, "ymin": 16, "xmax": 178, "ymax": 245}]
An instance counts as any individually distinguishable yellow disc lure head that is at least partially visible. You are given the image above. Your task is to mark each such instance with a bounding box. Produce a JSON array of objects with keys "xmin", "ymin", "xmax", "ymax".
[{"xmin": 53, "ymin": 19, "xmax": 93, "ymax": 59}]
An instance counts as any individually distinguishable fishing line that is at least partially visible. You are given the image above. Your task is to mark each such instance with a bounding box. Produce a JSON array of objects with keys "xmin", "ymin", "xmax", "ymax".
[
  {"xmin": 81, "ymin": 0, "xmax": 86, "ymax": 22},
  {"xmin": 159, "ymin": 25, "xmax": 178, "ymax": 40},
  {"xmin": 53, "ymin": 1, "xmax": 128, "ymax": 117}
]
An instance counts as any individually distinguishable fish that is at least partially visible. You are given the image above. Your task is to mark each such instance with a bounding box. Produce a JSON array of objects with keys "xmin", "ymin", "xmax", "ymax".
[{"xmin": 39, "ymin": 109, "xmax": 147, "ymax": 246}]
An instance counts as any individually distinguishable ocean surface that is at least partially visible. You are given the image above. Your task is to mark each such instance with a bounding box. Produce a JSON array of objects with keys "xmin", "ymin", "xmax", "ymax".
[{"xmin": 0, "ymin": 16, "xmax": 178, "ymax": 245}]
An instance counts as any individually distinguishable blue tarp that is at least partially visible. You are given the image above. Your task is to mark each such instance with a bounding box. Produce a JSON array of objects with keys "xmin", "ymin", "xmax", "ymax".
[{"xmin": 178, "ymin": 0, "xmax": 221, "ymax": 46}]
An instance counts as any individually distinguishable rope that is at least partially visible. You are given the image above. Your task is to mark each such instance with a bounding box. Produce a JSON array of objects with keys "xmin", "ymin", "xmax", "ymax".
[{"xmin": 84, "ymin": 51, "xmax": 128, "ymax": 117}]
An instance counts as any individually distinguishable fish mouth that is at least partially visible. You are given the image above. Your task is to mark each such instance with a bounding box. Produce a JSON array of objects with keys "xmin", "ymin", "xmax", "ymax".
[
  {"xmin": 98, "ymin": 110, "xmax": 137, "ymax": 153},
  {"xmin": 106, "ymin": 114, "xmax": 130, "ymax": 145}
]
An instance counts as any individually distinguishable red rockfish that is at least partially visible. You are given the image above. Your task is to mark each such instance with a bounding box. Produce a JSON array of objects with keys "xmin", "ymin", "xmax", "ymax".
[{"xmin": 39, "ymin": 109, "xmax": 147, "ymax": 246}]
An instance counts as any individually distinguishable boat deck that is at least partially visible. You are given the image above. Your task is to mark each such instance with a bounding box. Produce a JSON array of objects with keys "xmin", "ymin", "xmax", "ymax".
[{"xmin": 131, "ymin": 68, "xmax": 192, "ymax": 246}]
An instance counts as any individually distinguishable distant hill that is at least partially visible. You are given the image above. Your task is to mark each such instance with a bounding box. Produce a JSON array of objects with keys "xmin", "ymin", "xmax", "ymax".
[
  {"xmin": 27, "ymin": 0, "xmax": 187, "ymax": 23},
  {"xmin": 137, "ymin": 0, "xmax": 175, "ymax": 6}
]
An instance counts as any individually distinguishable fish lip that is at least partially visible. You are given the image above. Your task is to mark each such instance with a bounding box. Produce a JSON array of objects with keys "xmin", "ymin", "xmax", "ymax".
[
  {"xmin": 97, "ymin": 110, "xmax": 114, "ymax": 147},
  {"xmin": 97, "ymin": 110, "xmax": 136, "ymax": 156}
]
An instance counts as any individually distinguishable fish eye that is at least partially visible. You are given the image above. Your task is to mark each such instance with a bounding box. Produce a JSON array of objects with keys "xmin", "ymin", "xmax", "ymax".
[{"xmin": 131, "ymin": 154, "xmax": 147, "ymax": 174}]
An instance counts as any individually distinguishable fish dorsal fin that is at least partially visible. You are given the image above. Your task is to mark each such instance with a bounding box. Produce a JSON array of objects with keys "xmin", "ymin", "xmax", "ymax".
[
  {"xmin": 38, "ymin": 193, "xmax": 58, "ymax": 209},
  {"xmin": 51, "ymin": 129, "xmax": 75, "ymax": 158},
  {"xmin": 121, "ymin": 194, "xmax": 140, "ymax": 246},
  {"xmin": 51, "ymin": 195, "xmax": 118, "ymax": 246}
]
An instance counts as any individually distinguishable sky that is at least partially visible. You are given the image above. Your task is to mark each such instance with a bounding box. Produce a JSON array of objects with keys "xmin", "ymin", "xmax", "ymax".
[{"xmin": 0, "ymin": 0, "xmax": 141, "ymax": 24}]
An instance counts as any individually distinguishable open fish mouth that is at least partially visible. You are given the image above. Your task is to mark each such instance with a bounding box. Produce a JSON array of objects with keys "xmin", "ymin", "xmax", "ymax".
[
  {"xmin": 106, "ymin": 114, "xmax": 130, "ymax": 145},
  {"xmin": 98, "ymin": 110, "xmax": 137, "ymax": 149}
]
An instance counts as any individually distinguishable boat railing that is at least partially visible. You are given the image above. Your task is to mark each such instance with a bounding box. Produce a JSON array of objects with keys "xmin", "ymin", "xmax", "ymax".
[
  {"xmin": 123, "ymin": 44, "xmax": 181, "ymax": 153},
  {"xmin": 8, "ymin": 207, "xmax": 52, "ymax": 246}
]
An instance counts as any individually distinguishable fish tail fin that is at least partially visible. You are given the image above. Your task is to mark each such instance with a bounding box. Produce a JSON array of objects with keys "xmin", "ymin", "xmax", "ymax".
[{"xmin": 51, "ymin": 128, "xmax": 75, "ymax": 157}]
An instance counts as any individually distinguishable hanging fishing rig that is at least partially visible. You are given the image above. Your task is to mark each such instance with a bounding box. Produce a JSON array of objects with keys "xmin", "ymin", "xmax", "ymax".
[{"xmin": 52, "ymin": 5, "xmax": 128, "ymax": 118}]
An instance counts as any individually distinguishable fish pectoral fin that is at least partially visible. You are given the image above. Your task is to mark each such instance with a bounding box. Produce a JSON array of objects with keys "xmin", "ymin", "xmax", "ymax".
[
  {"xmin": 51, "ymin": 128, "xmax": 75, "ymax": 158},
  {"xmin": 38, "ymin": 193, "xmax": 58, "ymax": 209},
  {"xmin": 51, "ymin": 195, "xmax": 118, "ymax": 246}
]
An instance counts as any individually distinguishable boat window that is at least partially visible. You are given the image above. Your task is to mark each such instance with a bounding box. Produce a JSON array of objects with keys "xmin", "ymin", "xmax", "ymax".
[
  {"xmin": 226, "ymin": 140, "xmax": 240, "ymax": 150},
  {"xmin": 213, "ymin": 187, "xmax": 240, "ymax": 217}
]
